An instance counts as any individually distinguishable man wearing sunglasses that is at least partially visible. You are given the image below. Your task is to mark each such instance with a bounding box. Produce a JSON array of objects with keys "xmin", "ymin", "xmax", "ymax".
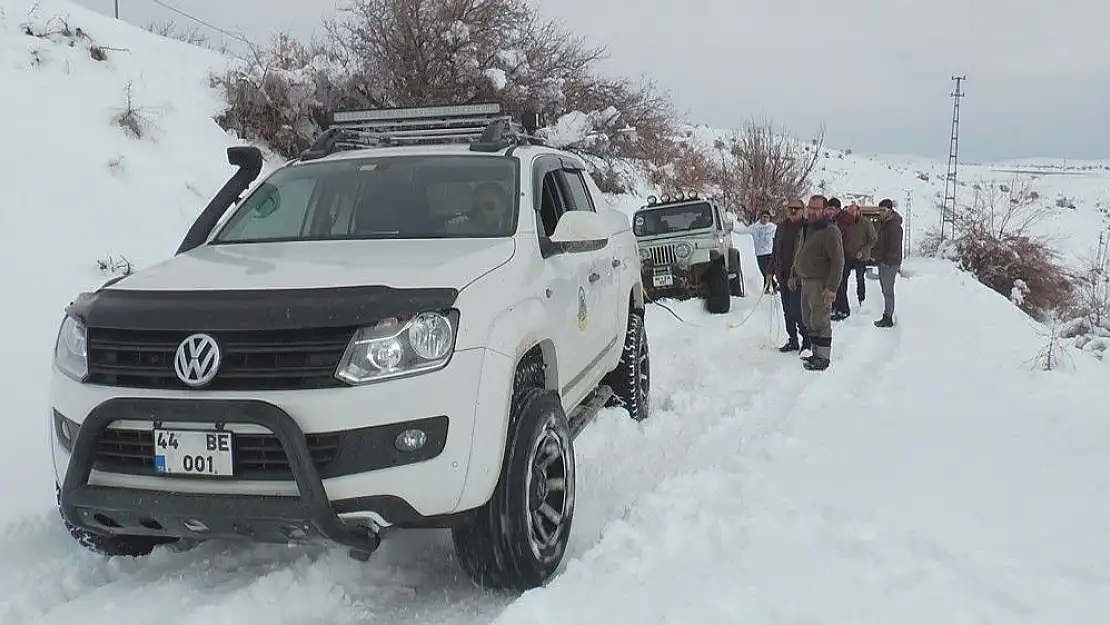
[
  {"xmin": 769, "ymin": 199, "xmax": 808, "ymax": 352},
  {"xmin": 446, "ymin": 182, "xmax": 512, "ymax": 234}
]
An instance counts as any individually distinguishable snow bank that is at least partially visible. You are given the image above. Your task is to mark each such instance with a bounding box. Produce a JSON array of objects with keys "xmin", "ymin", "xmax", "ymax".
[{"xmin": 0, "ymin": 0, "xmax": 252, "ymax": 520}]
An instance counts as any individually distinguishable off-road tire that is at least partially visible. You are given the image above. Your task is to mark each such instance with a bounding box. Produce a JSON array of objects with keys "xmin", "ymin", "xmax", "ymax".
[
  {"xmin": 728, "ymin": 248, "xmax": 745, "ymax": 297},
  {"xmin": 451, "ymin": 387, "xmax": 575, "ymax": 591},
  {"xmin": 56, "ymin": 484, "xmax": 175, "ymax": 557},
  {"xmin": 602, "ymin": 311, "xmax": 650, "ymax": 421},
  {"xmin": 705, "ymin": 255, "xmax": 731, "ymax": 314}
]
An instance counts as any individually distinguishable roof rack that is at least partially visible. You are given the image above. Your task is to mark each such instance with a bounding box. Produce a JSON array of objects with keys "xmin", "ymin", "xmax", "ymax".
[{"xmin": 299, "ymin": 102, "xmax": 547, "ymax": 161}]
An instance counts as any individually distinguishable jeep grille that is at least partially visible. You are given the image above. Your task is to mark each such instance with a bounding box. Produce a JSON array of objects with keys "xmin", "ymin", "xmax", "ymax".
[
  {"xmin": 86, "ymin": 326, "xmax": 355, "ymax": 391},
  {"xmin": 646, "ymin": 244, "xmax": 677, "ymax": 265}
]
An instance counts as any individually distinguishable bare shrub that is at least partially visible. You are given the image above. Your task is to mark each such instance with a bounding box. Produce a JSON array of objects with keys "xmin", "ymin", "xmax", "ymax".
[
  {"xmin": 113, "ymin": 81, "xmax": 151, "ymax": 139},
  {"xmin": 97, "ymin": 254, "xmax": 133, "ymax": 276},
  {"xmin": 713, "ymin": 119, "xmax": 824, "ymax": 222},
  {"xmin": 920, "ymin": 179, "xmax": 1074, "ymax": 320},
  {"xmin": 211, "ymin": 0, "xmax": 681, "ymax": 177}
]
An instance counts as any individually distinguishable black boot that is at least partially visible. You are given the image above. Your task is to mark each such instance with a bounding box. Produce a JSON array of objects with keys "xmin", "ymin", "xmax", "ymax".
[
  {"xmin": 779, "ymin": 338, "xmax": 800, "ymax": 352},
  {"xmin": 874, "ymin": 314, "xmax": 894, "ymax": 328},
  {"xmin": 803, "ymin": 355, "xmax": 830, "ymax": 370}
]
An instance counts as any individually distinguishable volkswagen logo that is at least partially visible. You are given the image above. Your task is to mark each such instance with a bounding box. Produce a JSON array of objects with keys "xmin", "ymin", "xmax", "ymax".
[{"xmin": 174, "ymin": 333, "xmax": 221, "ymax": 387}]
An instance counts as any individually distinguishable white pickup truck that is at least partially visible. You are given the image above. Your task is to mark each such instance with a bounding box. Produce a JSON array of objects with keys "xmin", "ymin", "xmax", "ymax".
[{"xmin": 48, "ymin": 102, "xmax": 651, "ymax": 591}]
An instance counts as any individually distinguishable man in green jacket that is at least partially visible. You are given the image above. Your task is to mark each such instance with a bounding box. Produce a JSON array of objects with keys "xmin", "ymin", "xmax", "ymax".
[{"xmin": 788, "ymin": 194, "xmax": 844, "ymax": 371}]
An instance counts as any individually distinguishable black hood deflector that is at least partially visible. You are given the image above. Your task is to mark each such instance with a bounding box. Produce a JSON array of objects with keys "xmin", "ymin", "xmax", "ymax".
[{"xmin": 66, "ymin": 285, "xmax": 459, "ymax": 331}]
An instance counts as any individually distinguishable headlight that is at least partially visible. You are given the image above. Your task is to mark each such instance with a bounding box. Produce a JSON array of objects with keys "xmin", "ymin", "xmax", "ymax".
[
  {"xmin": 335, "ymin": 311, "xmax": 457, "ymax": 385},
  {"xmin": 674, "ymin": 243, "xmax": 692, "ymax": 259},
  {"xmin": 639, "ymin": 248, "xmax": 651, "ymax": 261},
  {"xmin": 54, "ymin": 315, "xmax": 88, "ymax": 382}
]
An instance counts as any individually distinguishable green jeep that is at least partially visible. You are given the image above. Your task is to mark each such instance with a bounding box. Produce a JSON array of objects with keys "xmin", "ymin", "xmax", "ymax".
[{"xmin": 633, "ymin": 192, "xmax": 745, "ymax": 314}]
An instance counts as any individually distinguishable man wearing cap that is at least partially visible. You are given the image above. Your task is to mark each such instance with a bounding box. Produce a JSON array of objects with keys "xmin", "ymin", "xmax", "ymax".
[
  {"xmin": 872, "ymin": 198, "xmax": 904, "ymax": 327},
  {"xmin": 769, "ymin": 199, "xmax": 808, "ymax": 351},
  {"xmin": 788, "ymin": 194, "xmax": 843, "ymax": 370}
]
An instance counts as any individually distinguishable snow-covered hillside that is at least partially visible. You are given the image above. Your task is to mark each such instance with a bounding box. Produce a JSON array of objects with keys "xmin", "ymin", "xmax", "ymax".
[{"xmin": 2, "ymin": 3, "xmax": 1110, "ymax": 625}]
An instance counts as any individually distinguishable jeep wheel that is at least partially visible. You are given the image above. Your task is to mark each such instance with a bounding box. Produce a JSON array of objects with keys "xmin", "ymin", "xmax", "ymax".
[
  {"xmin": 451, "ymin": 387, "xmax": 575, "ymax": 591},
  {"xmin": 57, "ymin": 484, "xmax": 175, "ymax": 557},
  {"xmin": 728, "ymin": 248, "xmax": 745, "ymax": 297},
  {"xmin": 704, "ymin": 255, "xmax": 731, "ymax": 314},
  {"xmin": 602, "ymin": 311, "xmax": 649, "ymax": 421}
]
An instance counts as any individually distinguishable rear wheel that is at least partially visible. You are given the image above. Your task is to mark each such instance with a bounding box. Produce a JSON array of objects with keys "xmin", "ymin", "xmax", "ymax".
[
  {"xmin": 602, "ymin": 311, "xmax": 649, "ymax": 421},
  {"xmin": 451, "ymin": 387, "xmax": 575, "ymax": 591}
]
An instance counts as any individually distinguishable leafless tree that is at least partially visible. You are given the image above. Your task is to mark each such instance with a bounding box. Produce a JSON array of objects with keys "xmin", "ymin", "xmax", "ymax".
[
  {"xmin": 211, "ymin": 0, "xmax": 682, "ymax": 182},
  {"xmin": 718, "ymin": 118, "xmax": 824, "ymax": 222}
]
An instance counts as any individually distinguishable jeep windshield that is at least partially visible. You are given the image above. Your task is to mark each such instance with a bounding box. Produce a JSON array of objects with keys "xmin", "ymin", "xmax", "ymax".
[
  {"xmin": 633, "ymin": 202, "xmax": 715, "ymax": 237},
  {"xmin": 211, "ymin": 155, "xmax": 520, "ymax": 243}
]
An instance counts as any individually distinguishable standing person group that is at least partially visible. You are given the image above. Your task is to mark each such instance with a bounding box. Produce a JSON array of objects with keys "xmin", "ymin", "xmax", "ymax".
[{"xmin": 764, "ymin": 194, "xmax": 904, "ymax": 372}]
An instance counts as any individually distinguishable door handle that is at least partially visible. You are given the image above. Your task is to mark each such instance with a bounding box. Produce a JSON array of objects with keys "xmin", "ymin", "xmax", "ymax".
[
  {"xmin": 589, "ymin": 272, "xmax": 600, "ymax": 283},
  {"xmin": 545, "ymin": 287, "xmax": 553, "ymax": 298}
]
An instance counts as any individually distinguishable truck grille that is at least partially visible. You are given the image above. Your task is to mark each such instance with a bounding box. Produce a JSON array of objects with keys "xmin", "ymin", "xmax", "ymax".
[
  {"xmin": 92, "ymin": 427, "xmax": 342, "ymax": 480},
  {"xmin": 86, "ymin": 327, "xmax": 355, "ymax": 391},
  {"xmin": 647, "ymin": 244, "xmax": 677, "ymax": 265}
]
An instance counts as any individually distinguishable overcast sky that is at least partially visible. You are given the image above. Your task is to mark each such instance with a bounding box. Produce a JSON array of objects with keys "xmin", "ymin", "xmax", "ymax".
[{"xmin": 73, "ymin": 0, "xmax": 1110, "ymax": 162}]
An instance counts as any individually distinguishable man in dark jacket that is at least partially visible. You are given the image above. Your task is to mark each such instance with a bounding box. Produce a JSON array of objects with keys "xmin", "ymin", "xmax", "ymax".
[
  {"xmin": 832, "ymin": 203, "xmax": 878, "ymax": 319},
  {"xmin": 871, "ymin": 198, "xmax": 904, "ymax": 327},
  {"xmin": 769, "ymin": 198, "xmax": 808, "ymax": 352},
  {"xmin": 788, "ymin": 194, "xmax": 844, "ymax": 370}
]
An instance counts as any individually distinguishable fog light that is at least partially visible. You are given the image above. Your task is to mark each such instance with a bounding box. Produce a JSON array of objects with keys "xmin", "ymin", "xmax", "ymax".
[
  {"xmin": 59, "ymin": 419, "xmax": 74, "ymax": 445},
  {"xmin": 183, "ymin": 519, "xmax": 208, "ymax": 532},
  {"xmin": 395, "ymin": 429, "xmax": 427, "ymax": 452}
]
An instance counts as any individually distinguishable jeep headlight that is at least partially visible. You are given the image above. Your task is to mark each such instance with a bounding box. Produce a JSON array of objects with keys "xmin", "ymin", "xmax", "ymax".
[
  {"xmin": 674, "ymin": 242, "xmax": 692, "ymax": 259},
  {"xmin": 335, "ymin": 311, "xmax": 457, "ymax": 385},
  {"xmin": 638, "ymin": 248, "xmax": 651, "ymax": 261},
  {"xmin": 54, "ymin": 315, "xmax": 88, "ymax": 382}
]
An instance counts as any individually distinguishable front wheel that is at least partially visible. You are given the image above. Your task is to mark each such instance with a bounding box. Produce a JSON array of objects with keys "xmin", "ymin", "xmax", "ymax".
[
  {"xmin": 451, "ymin": 387, "xmax": 575, "ymax": 591},
  {"xmin": 704, "ymin": 256, "xmax": 731, "ymax": 314},
  {"xmin": 56, "ymin": 483, "xmax": 175, "ymax": 557}
]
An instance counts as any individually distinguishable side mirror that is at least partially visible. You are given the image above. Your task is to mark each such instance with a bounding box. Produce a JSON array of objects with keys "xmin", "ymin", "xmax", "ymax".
[
  {"xmin": 722, "ymin": 212, "xmax": 737, "ymax": 231},
  {"xmin": 547, "ymin": 210, "xmax": 609, "ymax": 254}
]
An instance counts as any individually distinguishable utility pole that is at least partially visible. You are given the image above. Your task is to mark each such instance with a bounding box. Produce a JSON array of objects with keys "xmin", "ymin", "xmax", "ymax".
[
  {"xmin": 903, "ymin": 189, "xmax": 913, "ymax": 258},
  {"xmin": 940, "ymin": 75, "xmax": 965, "ymax": 243},
  {"xmin": 114, "ymin": 0, "xmax": 119, "ymax": 18}
]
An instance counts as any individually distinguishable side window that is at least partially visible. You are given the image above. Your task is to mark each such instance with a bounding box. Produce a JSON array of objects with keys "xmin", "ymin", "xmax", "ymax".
[
  {"xmin": 538, "ymin": 171, "xmax": 565, "ymax": 237},
  {"xmin": 560, "ymin": 170, "xmax": 596, "ymax": 212},
  {"xmin": 218, "ymin": 178, "xmax": 318, "ymax": 241}
]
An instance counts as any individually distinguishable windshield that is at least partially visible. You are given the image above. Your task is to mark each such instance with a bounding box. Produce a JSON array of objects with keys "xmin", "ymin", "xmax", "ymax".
[
  {"xmin": 633, "ymin": 202, "xmax": 715, "ymax": 236},
  {"xmin": 211, "ymin": 155, "xmax": 519, "ymax": 243}
]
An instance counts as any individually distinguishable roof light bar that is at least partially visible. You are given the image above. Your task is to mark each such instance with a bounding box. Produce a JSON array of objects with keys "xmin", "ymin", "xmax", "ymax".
[{"xmin": 332, "ymin": 102, "xmax": 502, "ymax": 125}]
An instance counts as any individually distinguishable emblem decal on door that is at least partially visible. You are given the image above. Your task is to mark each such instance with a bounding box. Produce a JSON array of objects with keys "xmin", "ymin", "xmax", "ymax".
[{"xmin": 577, "ymin": 286, "xmax": 588, "ymax": 330}]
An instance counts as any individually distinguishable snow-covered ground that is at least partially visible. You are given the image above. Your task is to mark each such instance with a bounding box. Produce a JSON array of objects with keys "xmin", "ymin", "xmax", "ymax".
[{"xmin": 2, "ymin": 2, "xmax": 1110, "ymax": 624}]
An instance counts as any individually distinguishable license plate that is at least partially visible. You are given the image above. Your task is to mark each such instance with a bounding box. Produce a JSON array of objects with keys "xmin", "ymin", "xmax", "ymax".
[
  {"xmin": 153, "ymin": 429, "xmax": 234, "ymax": 477},
  {"xmin": 653, "ymin": 273, "xmax": 673, "ymax": 287}
]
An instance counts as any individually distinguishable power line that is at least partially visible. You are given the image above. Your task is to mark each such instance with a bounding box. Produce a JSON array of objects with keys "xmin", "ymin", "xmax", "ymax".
[{"xmin": 133, "ymin": 0, "xmax": 260, "ymax": 50}]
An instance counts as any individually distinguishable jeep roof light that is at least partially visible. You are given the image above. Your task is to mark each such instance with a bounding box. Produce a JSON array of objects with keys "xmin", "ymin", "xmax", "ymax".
[
  {"xmin": 643, "ymin": 190, "xmax": 700, "ymax": 208},
  {"xmin": 299, "ymin": 102, "xmax": 548, "ymax": 161}
]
